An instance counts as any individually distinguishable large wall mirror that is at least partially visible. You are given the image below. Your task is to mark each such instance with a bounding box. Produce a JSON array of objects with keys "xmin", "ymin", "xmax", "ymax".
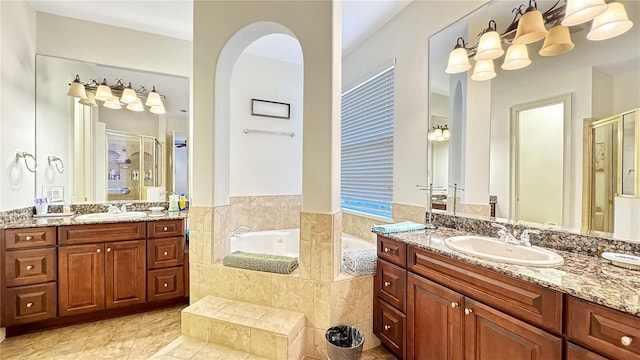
[
  {"xmin": 428, "ymin": 0, "xmax": 639, "ymax": 239},
  {"xmin": 35, "ymin": 55, "xmax": 189, "ymax": 204}
]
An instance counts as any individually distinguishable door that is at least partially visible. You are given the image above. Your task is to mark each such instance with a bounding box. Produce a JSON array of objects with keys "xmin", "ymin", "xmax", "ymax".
[
  {"xmin": 58, "ymin": 244, "xmax": 105, "ymax": 316},
  {"xmin": 105, "ymin": 240, "xmax": 146, "ymax": 308},
  {"xmin": 590, "ymin": 120, "xmax": 620, "ymax": 233},
  {"xmin": 464, "ymin": 299, "xmax": 562, "ymax": 360},
  {"xmin": 407, "ymin": 273, "xmax": 463, "ymax": 360}
]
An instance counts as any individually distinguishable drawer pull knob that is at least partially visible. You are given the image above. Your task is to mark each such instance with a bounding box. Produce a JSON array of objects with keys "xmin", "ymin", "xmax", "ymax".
[
  {"xmin": 383, "ymin": 325, "xmax": 391, "ymax": 331},
  {"xmin": 384, "ymin": 281, "xmax": 391, "ymax": 287},
  {"xmin": 621, "ymin": 336, "xmax": 633, "ymax": 347},
  {"xmin": 464, "ymin": 308, "xmax": 473, "ymax": 315},
  {"xmin": 163, "ymin": 283, "xmax": 168, "ymax": 288},
  {"xmin": 25, "ymin": 236, "xmax": 33, "ymax": 241},
  {"xmin": 107, "ymin": 248, "xmax": 111, "ymax": 252},
  {"xmin": 97, "ymin": 249, "xmax": 101, "ymax": 253},
  {"xmin": 163, "ymin": 227, "xmax": 168, "ymax": 231},
  {"xmin": 383, "ymin": 247, "xmax": 390, "ymax": 253},
  {"xmin": 163, "ymin": 251, "xmax": 169, "ymax": 256},
  {"xmin": 26, "ymin": 265, "xmax": 34, "ymax": 270},
  {"xmin": 26, "ymin": 302, "xmax": 33, "ymax": 308},
  {"xmin": 451, "ymin": 302, "xmax": 458, "ymax": 308}
]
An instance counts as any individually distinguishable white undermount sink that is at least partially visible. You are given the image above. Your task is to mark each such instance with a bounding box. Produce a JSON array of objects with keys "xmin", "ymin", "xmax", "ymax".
[
  {"xmin": 75, "ymin": 211, "xmax": 147, "ymax": 221},
  {"xmin": 444, "ymin": 236, "xmax": 564, "ymax": 267}
]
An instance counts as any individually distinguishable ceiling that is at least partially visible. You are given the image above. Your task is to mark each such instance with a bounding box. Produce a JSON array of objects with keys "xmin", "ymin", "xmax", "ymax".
[{"xmin": 26, "ymin": 0, "xmax": 413, "ymax": 55}]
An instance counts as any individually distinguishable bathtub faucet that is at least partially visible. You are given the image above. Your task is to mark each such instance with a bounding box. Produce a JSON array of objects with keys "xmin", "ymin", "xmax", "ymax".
[{"xmin": 230, "ymin": 226, "xmax": 251, "ymax": 237}]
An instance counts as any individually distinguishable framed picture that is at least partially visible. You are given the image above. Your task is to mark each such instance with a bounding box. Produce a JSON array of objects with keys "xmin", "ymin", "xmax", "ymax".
[
  {"xmin": 251, "ymin": 98, "xmax": 290, "ymax": 119},
  {"xmin": 595, "ymin": 142, "xmax": 605, "ymax": 172}
]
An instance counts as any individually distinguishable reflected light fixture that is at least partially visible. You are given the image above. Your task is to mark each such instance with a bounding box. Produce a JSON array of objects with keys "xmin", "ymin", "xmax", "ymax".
[
  {"xmin": 471, "ymin": 59, "xmax": 496, "ymax": 81},
  {"xmin": 587, "ymin": 2, "xmax": 634, "ymax": 41},
  {"xmin": 126, "ymin": 98, "xmax": 144, "ymax": 112},
  {"xmin": 120, "ymin": 82, "xmax": 137, "ymax": 104},
  {"xmin": 562, "ymin": 0, "xmax": 608, "ymax": 26},
  {"xmin": 145, "ymin": 86, "xmax": 163, "ymax": 107},
  {"xmin": 66, "ymin": 75, "xmax": 88, "ymax": 100},
  {"xmin": 103, "ymin": 96, "xmax": 122, "ymax": 110},
  {"xmin": 79, "ymin": 91, "xmax": 97, "ymax": 107},
  {"xmin": 502, "ymin": 44, "xmax": 531, "ymax": 70},
  {"xmin": 446, "ymin": 37, "xmax": 471, "ymax": 74},
  {"xmin": 94, "ymin": 79, "xmax": 112, "ymax": 101},
  {"xmin": 428, "ymin": 125, "xmax": 450, "ymax": 142},
  {"xmin": 513, "ymin": 0, "xmax": 548, "ymax": 45},
  {"xmin": 150, "ymin": 105, "xmax": 166, "ymax": 115},
  {"xmin": 539, "ymin": 25, "xmax": 575, "ymax": 56},
  {"xmin": 475, "ymin": 20, "xmax": 504, "ymax": 60}
]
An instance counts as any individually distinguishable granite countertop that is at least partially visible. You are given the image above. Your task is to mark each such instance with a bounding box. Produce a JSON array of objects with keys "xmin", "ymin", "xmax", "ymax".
[
  {"xmin": 0, "ymin": 211, "xmax": 187, "ymax": 229},
  {"xmin": 377, "ymin": 227, "xmax": 640, "ymax": 317}
]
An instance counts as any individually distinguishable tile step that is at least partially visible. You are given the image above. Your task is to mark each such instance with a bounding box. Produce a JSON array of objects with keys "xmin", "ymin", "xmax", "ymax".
[
  {"xmin": 150, "ymin": 335, "xmax": 269, "ymax": 360},
  {"xmin": 181, "ymin": 295, "xmax": 306, "ymax": 359}
]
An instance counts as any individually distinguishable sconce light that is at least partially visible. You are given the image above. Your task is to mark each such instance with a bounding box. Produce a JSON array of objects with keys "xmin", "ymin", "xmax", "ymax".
[
  {"xmin": 66, "ymin": 75, "xmax": 88, "ymax": 100},
  {"xmin": 94, "ymin": 79, "xmax": 113, "ymax": 101},
  {"xmin": 587, "ymin": 2, "xmax": 634, "ymax": 41},
  {"xmin": 475, "ymin": 20, "xmax": 504, "ymax": 60},
  {"xmin": 562, "ymin": 0, "xmax": 608, "ymax": 26},
  {"xmin": 120, "ymin": 82, "xmax": 138, "ymax": 104},
  {"xmin": 539, "ymin": 25, "xmax": 575, "ymax": 56},
  {"xmin": 428, "ymin": 125, "xmax": 450, "ymax": 142},
  {"xmin": 471, "ymin": 59, "xmax": 496, "ymax": 81},
  {"xmin": 150, "ymin": 105, "xmax": 166, "ymax": 115},
  {"xmin": 103, "ymin": 96, "xmax": 123, "ymax": 110},
  {"xmin": 126, "ymin": 98, "xmax": 144, "ymax": 112},
  {"xmin": 502, "ymin": 44, "xmax": 531, "ymax": 70},
  {"xmin": 79, "ymin": 91, "xmax": 98, "ymax": 107},
  {"xmin": 446, "ymin": 37, "xmax": 471, "ymax": 74},
  {"xmin": 513, "ymin": 0, "xmax": 548, "ymax": 44}
]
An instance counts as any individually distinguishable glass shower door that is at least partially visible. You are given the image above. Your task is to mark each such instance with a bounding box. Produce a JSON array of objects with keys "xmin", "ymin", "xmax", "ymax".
[{"xmin": 106, "ymin": 131, "xmax": 141, "ymax": 201}]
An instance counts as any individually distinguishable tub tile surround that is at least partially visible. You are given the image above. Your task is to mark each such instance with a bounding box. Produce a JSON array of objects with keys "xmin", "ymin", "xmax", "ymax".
[
  {"xmin": 391, "ymin": 202, "xmax": 426, "ymax": 224},
  {"xmin": 341, "ymin": 203, "xmax": 425, "ymax": 243},
  {"xmin": 230, "ymin": 195, "xmax": 302, "ymax": 232}
]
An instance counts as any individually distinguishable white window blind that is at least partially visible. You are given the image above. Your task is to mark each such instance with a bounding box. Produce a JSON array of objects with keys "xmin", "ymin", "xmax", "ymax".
[{"xmin": 341, "ymin": 66, "xmax": 394, "ymax": 219}]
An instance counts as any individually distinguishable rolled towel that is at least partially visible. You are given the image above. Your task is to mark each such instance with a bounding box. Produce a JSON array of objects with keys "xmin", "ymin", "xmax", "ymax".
[
  {"xmin": 222, "ymin": 251, "xmax": 299, "ymax": 274},
  {"xmin": 372, "ymin": 221, "xmax": 426, "ymax": 234},
  {"xmin": 342, "ymin": 249, "xmax": 377, "ymax": 277}
]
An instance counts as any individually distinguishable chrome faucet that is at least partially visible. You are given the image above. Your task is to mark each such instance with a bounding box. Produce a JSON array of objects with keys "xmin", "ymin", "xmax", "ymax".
[
  {"xmin": 491, "ymin": 223, "xmax": 539, "ymax": 247},
  {"xmin": 230, "ymin": 226, "xmax": 251, "ymax": 237},
  {"xmin": 120, "ymin": 203, "xmax": 132, "ymax": 213},
  {"xmin": 106, "ymin": 203, "xmax": 132, "ymax": 214}
]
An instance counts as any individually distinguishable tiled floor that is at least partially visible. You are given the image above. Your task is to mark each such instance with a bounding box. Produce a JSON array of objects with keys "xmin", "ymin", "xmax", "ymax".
[{"xmin": 0, "ymin": 305, "xmax": 395, "ymax": 359}]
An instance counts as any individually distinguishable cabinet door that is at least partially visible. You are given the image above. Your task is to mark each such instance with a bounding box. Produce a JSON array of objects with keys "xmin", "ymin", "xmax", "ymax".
[
  {"xmin": 374, "ymin": 297, "xmax": 406, "ymax": 359},
  {"xmin": 105, "ymin": 240, "xmax": 146, "ymax": 308},
  {"xmin": 566, "ymin": 343, "xmax": 608, "ymax": 360},
  {"xmin": 58, "ymin": 244, "xmax": 105, "ymax": 316},
  {"xmin": 407, "ymin": 273, "xmax": 463, "ymax": 360},
  {"xmin": 464, "ymin": 299, "xmax": 562, "ymax": 360}
]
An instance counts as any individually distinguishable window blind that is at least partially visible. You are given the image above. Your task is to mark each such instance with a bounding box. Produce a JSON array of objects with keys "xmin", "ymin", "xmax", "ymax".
[{"xmin": 341, "ymin": 66, "xmax": 394, "ymax": 219}]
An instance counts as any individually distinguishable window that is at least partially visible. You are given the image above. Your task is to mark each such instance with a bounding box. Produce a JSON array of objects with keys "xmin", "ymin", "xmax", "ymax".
[{"xmin": 341, "ymin": 66, "xmax": 394, "ymax": 219}]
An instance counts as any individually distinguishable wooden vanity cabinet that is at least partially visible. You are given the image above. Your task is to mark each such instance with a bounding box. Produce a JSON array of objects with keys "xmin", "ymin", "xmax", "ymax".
[{"xmin": 146, "ymin": 220, "xmax": 185, "ymax": 302}]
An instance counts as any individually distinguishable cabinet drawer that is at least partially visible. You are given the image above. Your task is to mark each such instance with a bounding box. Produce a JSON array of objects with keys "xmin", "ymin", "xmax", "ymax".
[
  {"xmin": 374, "ymin": 298, "xmax": 406, "ymax": 359},
  {"xmin": 377, "ymin": 236, "xmax": 407, "ymax": 268},
  {"xmin": 147, "ymin": 220, "xmax": 184, "ymax": 238},
  {"xmin": 148, "ymin": 237, "xmax": 184, "ymax": 269},
  {"xmin": 4, "ymin": 248, "xmax": 56, "ymax": 287},
  {"xmin": 567, "ymin": 296, "xmax": 640, "ymax": 360},
  {"xmin": 4, "ymin": 227, "xmax": 56, "ymax": 249},
  {"xmin": 3, "ymin": 282, "xmax": 57, "ymax": 327},
  {"xmin": 59, "ymin": 222, "xmax": 145, "ymax": 245},
  {"xmin": 408, "ymin": 246, "xmax": 563, "ymax": 334},
  {"xmin": 375, "ymin": 259, "xmax": 406, "ymax": 313},
  {"xmin": 566, "ymin": 343, "xmax": 608, "ymax": 360},
  {"xmin": 147, "ymin": 267, "xmax": 184, "ymax": 302}
]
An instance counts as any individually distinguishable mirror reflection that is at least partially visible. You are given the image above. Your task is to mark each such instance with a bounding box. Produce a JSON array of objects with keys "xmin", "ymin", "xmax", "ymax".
[
  {"xmin": 35, "ymin": 55, "xmax": 189, "ymax": 204},
  {"xmin": 428, "ymin": 0, "xmax": 639, "ymax": 239}
]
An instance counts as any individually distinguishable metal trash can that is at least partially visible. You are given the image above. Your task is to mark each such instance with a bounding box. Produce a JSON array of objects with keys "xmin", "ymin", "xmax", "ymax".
[{"xmin": 325, "ymin": 325, "xmax": 364, "ymax": 360}]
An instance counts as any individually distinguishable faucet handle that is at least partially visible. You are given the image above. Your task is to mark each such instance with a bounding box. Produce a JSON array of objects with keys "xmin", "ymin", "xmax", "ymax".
[
  {"xmin": 491, "ymin": 223, "xmax": 509, "ymax": 232},
  {"xmin": 120, "ymin": 203, "xmax": 132, "ymax": 212},
  {"xmin": 520, "ymin": 229, "xmax": 540, "ymax": 246}
]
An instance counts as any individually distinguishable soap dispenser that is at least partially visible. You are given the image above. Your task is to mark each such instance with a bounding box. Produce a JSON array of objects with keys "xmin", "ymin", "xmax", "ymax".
[{"xmin": 168, "ymin": 193, "xmax": 179, "ymax": 212}]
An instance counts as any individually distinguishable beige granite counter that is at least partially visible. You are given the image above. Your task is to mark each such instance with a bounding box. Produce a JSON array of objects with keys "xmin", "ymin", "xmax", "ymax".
[
  {"xmin": 376, "ymin": 227, "xmax": 640, "ymax": 317},
  {"xmin": 0, "ymin": 211, "xmax": 187, "ymax": 229}
]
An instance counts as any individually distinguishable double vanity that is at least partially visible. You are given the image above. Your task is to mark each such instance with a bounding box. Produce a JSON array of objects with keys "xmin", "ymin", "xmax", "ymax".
[
  {"xmin": 373, "ymin": 226, "xmax": 640, "ymax": 360},
  {"xmin": 0, "ymin": 210, "xmax": 188, "ymax": 335}
]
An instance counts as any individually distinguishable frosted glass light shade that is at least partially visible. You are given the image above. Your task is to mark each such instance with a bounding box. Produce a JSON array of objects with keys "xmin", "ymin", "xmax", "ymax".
[
  {"xmin": 66, "ymin": 75, "xmax": 87, "ymax": 99},
  {"xmin": 446, "ymin": 47, "xmax": 471, "ymax": 74},
  {"xmin": 103, "ymin": 96, "xmax": 122, "ymax": 109},
  {"xmin": 587, "ymin": 2, "xmax": 634, "ymax": 41},
  {"xmin": 442, "ymin": 128, "xmax": 451, "ymax": 140},
  {"xmin": 475, "ymin": 31, "xmax": 504, "ymax": 60},
  {"xmin": 145, "ymin": 87, "xmax": 163, "ymax": 107},
  {"xmin": 562, "ymin": 0, "xmax": 607, "ymax": 26},
  {"xmin": 121, "ymin": 86, "xmax": 137, "ymax": 104},
  {"xmin": 502, "ymin": 44, "xmax": 531, "ymax": 70},
  {"xmin": 471, "ymin": 59, "xmax": 496, "ymax": 81},
  {"xmin": 513, "ymin": 10, "xmax": 548, "ymax": 44},
  {"xmin": 95, "ymin": 84, "xmax": 112, "ymax": 101},
  {"xmin": 79, "ymin": 91, "xmax": 97, "ymax": 107},
  {"xmin": 539, "ymin": 25, "xmax": 575, "ymax": 56},
  {"xmin": 126, "ymin": 98, "xmax": 144, "ymax": 112},
  {"xmin": 150, "ymin": 105, "xmax": 166, "ymax": 115}
]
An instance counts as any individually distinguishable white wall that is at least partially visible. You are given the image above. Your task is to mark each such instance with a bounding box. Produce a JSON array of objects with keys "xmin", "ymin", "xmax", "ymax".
[
  {"xmin": 229, "ymin": 52, "xmax": 303, "ymax": 196},
  {"xmin": 0, "ymin": 0, "xmax": 36, "ymax": 211},
  {"xmin": 100, "ymin": 107, "xmax": 160, "ymax": 138},
  {"xmin": 614, "ymin": 70, "xmax": 640, "ymax": 113},
  {"xmin": 342, "ymin": 1, "xmax": 488, "ymax": 208}
]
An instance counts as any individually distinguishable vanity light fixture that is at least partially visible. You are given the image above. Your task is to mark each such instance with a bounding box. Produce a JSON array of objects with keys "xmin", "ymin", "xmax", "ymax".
[
  {"xmin": 471, "ymin": 59, "xmax": 497, "ymax": 81},
  {"xmin": 66, "ymin": 75, "xmax": 88, "ymax": 100},
  {"xmin": 145, "ymin": 86, "xmax": 163, "ymax": 107},
  {"xmin": 428, "ymin": 125, "xmax": 450, "ymax": 142},
  {"xmin": 94, "ymin": 79, "xmax": 113, "ymax": 101},
  {"xmin": 539, "ymin": 25, "xmax": 575, "ymax": 56},
  {"xmin": 126, "ymin": 98, "xmax": 144, "ymax": 112},
  {"xmin": 475, "ymin": 20, "xmax": 504, "ymax": 60},
  {"xmin": 513, "ymin": 0, "xmax": 548, "ymax": 44},
  {"xmin": 79, "ymin": 91, "xmax": 98, "ymax": 107},
  {"xmin": 445, "ymin": 37, "xmax": 472, "ymax": 74},
  {"xmin": 66, "ymin": 76, "xmax": 166, "ymax": 113},
  {"xmin": 562, "ymin": 0, "xmax": 608, "ymax": 26},
  {"xmin": 587, "ymin": 2, "xmax": 634, "ymax": 41},
  {"xmin": 103, "ymin": 96, "xmax": 123, "ymax": 110},
  {"xmin": 502, "ymin": 44, "xmax": 532, "ymax": 70},
  {"xmin": 120, "ymin": 82, "xmax": 138, "ymax": 104},
  {"xmin": 149, "ymin": 105, "xmax": 166, "ymax": 115}
]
